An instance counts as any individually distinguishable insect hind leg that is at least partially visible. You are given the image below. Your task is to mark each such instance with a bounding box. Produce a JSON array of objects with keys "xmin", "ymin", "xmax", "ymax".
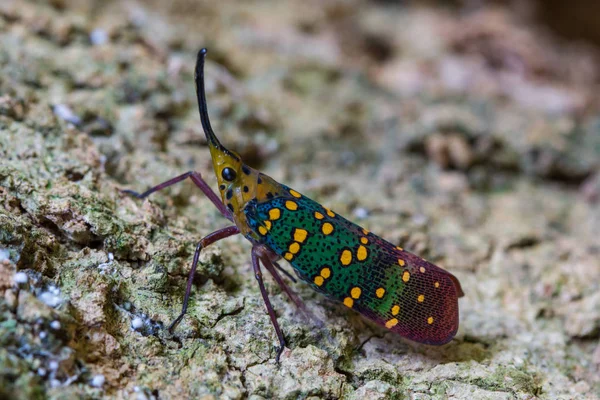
[
  {"xmin": 251, "ymin": 246, "xmax": 286, "ymax": 363},
  {"xmin": 259, "ymin": 254, "xmax": 324, "ymax": 329}
]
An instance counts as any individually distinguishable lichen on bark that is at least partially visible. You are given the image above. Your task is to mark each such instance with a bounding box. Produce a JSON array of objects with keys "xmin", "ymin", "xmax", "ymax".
[{"xmin": 1, "ymin": 0, "xmax": 599, "ymax": 399}]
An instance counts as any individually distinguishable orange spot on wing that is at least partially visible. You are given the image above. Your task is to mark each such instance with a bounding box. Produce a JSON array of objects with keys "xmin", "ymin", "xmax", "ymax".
[
  {"xmin": 321, "ymin": 222, "xmax": 334, "ymax": 235},
  {"xmin": 293, "ymin": 228, "xmax": 308, "ymax": 243},
  {"xmin": 402, "ymin": 271, "xmax": 410, "ymax": 282},
  {"xmin": 385, "ymin": 318, "xmax": 398, "ymax": 329},
  {"xmin": 340, "ymin": 249, "xmax": 352, "ymax": 266},
  {"xmin": 289, "ymin": 242, "xmax": 300, "ymax": 254},
  {"xmin": 357, "ymin": 245, "xmax": 368, "ymax": 261},
  {"xmin": 269, "ymin": 208, "xmax": 281, "ymax": 220}
]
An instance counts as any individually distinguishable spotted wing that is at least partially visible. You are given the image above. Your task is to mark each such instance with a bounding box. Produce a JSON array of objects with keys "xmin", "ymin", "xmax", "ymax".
[{"xmin": 243, "ymin": 185, "xmax": 463, "ymax": 345}]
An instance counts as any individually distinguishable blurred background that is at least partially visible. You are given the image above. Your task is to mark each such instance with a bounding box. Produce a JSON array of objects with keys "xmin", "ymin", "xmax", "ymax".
[{"xmin": 1, "ymin": 0, "xmax": 599, "ymax": 399}]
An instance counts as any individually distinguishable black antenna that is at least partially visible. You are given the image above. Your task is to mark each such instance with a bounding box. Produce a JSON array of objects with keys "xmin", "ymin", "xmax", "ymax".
[{"xmin": 195, "ymin": 48, "xmax": 222, "ymax": 148}]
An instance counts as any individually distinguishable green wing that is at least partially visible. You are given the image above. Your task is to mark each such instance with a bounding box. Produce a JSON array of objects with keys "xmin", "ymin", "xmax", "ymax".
[{"xmin": 243, "ymin": 185, "xmax": 463, "ymax": 345}]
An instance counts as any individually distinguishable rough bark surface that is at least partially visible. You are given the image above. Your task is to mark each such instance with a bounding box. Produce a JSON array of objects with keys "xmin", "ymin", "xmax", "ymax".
[{"xmin": 1, "ymin": 0, "xmax": 599, "ymax": 399}]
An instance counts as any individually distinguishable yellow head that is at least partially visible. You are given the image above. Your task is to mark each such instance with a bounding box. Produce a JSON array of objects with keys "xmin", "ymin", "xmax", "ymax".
[{"xmin": 195, "ymin": 49, "xmax": 281, "ymax": 230}]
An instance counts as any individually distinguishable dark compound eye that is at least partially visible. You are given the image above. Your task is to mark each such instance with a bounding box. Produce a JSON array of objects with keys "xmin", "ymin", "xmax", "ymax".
[{"xmin": 221, "ymin": 167, "xmax": 237, "ymax": 182}]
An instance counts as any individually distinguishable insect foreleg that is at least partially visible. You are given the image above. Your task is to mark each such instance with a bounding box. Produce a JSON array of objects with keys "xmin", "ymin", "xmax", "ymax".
[
  {"xmin": 168, "ymin": 225, "xmax": 240, "ymax": 332},
  {"xmin": 122, "ymin": 170, "xmax": 233, "ymax": 221}
]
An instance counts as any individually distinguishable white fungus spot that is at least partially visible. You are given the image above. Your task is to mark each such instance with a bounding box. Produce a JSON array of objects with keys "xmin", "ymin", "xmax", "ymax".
[
  {"xmin": 91, "ymin": 374, "xmax": 105, "ymax": 388},
  {"xmin": 107, "ymin": 252, "xmax": 114, "ymax": 261},
  {"xmin": 13, "ymin": 272, "xmax": 28, "ymax": 284},
  {"xmin": 53, "ymin": 104, "xmax": 81, "ymax": 125},
  {"xmin": 353, "ymin": 207, "xmax": 369, "ymax": 219},
  {"xmin": 49, "ymin": 360, "xmax": 59, "ymax": 371},
  {"xmin": 131, "ymin": 317, "xmax": 144, "ymax": 330},
  {"xmin": 39, "ymin": 291, "xmax": 62, "ymax": 308},
  {"xmin": 37, "ymin": 368, "xmax": 47, "ymax": 376},
  {"xmin": 50, "ymin": 379, "xmax": 61, "ymax": 388},
  {"xmin": 90, "ymin": 29, "xmax": 108, "ymax": 46},
  {"xmin": 50, "ymin": 320, "xmax": 61, "ymax": 330},
  {"xmin": 39, "ymin": 331, "xmax": 47, "ymax": 339},
  {"xmin": 0, "ymin": 248, "xmax": 10, "ymax": 262}
]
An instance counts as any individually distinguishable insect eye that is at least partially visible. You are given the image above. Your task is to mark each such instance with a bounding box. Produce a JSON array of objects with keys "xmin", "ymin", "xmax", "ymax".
[{"xmin": 221, "ymin": 167, "xmax": 237, "ymax": 182}]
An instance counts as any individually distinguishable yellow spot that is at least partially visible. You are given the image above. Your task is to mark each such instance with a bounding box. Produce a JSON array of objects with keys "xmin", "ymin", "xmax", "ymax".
[
  {"xmin": 402, "ymin": 271, "xmax": 410, "ymax": 282},
  {"xmin": 340, "ymin": 249, "xmax": 352, "ymax": 266},
  {"xmin": 322, "ymin": 222, "xmax": 334, "ymax": 235},
  {"xmin": 314, "ymin": 276, "xmax": 324, "ymax": 286},
  {"xmin": 293, "ymin": 228, "xmax": 308, "ymax": 243},
  {"xmin": 362, "ymin": 228, "xmax": 369, "ymax": 235},
  {"xmin": 391, "ymin": 305, "xmax": 400, "ymax": 316},
  {"xmin": 420, "ymin": 267, "xmax": 426, "ymax": 273},
  {"xmin": 320, "ymin": 267, "xmax": 331, "ymax": 279},
  {"xmin": 285, "ymin": 200, "xmax": 298, "ymax": 211},
  {"xmin": 284, "ymin": 252, "xmax": 293, "ymax": 261},
  {"xmin": 350, "ymin": 286, "xmax": 361, "ymax": 299},
  {"xmin": 325, "ymin": 208, "xmax": 335, "ymax": 218},
  {"xmin": 357, "ymin": 245, "xmax": 367, "ymax": 261},
  {"xmin": 258, "ymin": 226, "xmax": 268, "ymax": 235},
  {"xmin": 427, "ymin": 317, "xmax": 434, "ymax": 325},
  {"xmin": 269, "ymin": 208, "xmax": 281, "ymax": 220},
  {"xmin": 434, "ymin": 282, "xmax": 440, "ymax": 288},
  {"xmin": 398, "ymin": 259, "xmax": 405, "ymax": 267},
  {"xmin": 376, "ymin": 288, "xmax": 385, "ymax": 298},
  {"xmin": 360, "ymin": 237, "xmax": 368, "ymax": 245},
  {"xmin": 343, "ymin": 297, "xmax": 354, "ymax": 308},
  {"xmin": 264, "ymin": 220, "xmax": 272, "ymax": 230},
  {"xmin": 385, "ymin": 318, "xmax": 399, "ymax": 329},
  {"xmin": 314, "ymin": 212, "xmax": 324, "ymax": 220},
  {"xmin": 417, "ymin": 294, "xmax": 425, "ymax": 303},
  {"xmin": 396, "ymin": 246, "xmax": 403, "ymax": 251},
  {"xmin": 289, "ymin": 189, "xmax": 301, "ymax": 198},
  {"xmin": 289, "ymin": 242, "xmax": 300, "ymax": 254}
]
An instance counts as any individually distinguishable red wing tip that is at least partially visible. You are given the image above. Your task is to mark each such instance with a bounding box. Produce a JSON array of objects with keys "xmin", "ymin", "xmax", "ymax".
[
  {"xmin": 411, "ymin": 327, "xmax": 459, "ymax": 346},
  {"xmin": 449, "ymin": 273, "xmax": 465, "ymax": 298}
]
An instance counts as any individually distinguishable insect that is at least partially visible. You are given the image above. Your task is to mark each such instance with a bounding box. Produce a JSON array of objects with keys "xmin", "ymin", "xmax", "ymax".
[{"xmin": 124, "ymin": 48, "xmax": 464, "ymax": 362}]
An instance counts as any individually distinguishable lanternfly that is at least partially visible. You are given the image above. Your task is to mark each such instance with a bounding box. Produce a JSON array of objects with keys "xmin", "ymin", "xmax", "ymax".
[{"xmin": 124, "ymin": 49, "xmax": 464, "ymax": 362}]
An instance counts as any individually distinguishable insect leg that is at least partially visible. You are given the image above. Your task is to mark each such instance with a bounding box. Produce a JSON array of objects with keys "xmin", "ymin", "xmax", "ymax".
[
  {"xmin": 260, "ymin": 256, "xmax": 318, "ymax": 322},
  {"xmin": 122, "ymin": 171, "xmax": 233, "ymax": 221},
  {"xmin": 273, "ymin": 261, "xmax": 297, "ymax": 283},
  {"xmin": 251, "ymin": 246, "xmax": 286, "ymax": 363},
  {"xmin": 168, "ymin": 225, "xmax": 240, "ymax": 332}
]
